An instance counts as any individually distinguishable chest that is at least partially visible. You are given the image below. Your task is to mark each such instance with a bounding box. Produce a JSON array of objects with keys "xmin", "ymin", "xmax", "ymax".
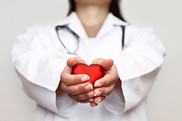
[
  {"xmin": 47, "ymin": 26, "xmax": 126, "ymax": 64},
  {"xmin": 76, "ymin": 29, "xmax": 123, "ymax": 64}
]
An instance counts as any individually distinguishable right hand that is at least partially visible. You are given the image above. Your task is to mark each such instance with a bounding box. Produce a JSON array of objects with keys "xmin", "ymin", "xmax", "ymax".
[{"xmin": 59, "ymin": 57, "xmax": 94, "ymax": 103}]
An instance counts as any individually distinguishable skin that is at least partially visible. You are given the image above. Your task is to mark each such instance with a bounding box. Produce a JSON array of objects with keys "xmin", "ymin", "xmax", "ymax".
[
  {"xmin": 75, "ymin": 0, "xmax": 112, "ymax": 37},
  {"xmin": 56, "ymin": 0, "xmax": 122, "ymax": 107},
  {"xmin": 58, "ymin": 57, "xmax": 121, "ymax": 107}
]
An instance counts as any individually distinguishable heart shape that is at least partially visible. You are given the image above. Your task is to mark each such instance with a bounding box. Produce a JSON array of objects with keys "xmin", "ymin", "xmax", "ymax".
[{"xmin": 72, "ymin": 63, "xmax": 105, "ymax": 84}]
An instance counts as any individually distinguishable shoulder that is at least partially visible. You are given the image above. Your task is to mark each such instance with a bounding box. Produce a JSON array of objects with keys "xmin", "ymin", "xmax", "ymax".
[
  {"xmin": 16, "ymin": 23, "xmax": 58, "ymax": 44},
  {"xmin": 126, "ymin": 25, "xmax": 156, "ymax": 37},
  {"xmin": 123, "ymin": 24, "xmax": 166, "ymax": 54},
  {"xmin": 17, "ymin": 15, "xmax": 69, "ymax": 39},
  {"xmin": 19, "ymin": 24, "xmax": 55, "ymax": 37},
  {"xmin": 15, "ymin": 23, "xmax": 60, "ymax": 50},
  {"xmin": 124, "ymin": 25, "xmax": 161, "ymax": 45}
]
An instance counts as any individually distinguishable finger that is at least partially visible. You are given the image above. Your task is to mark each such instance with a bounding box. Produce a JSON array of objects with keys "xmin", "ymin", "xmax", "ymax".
[
  {"xmin": 93, "ymin": 85, "xmax": 115, "ymax": 97},
  {"xmin": 67, "ymin": 83, "xmax": 93, "ymax": 95},
  {"xmin": 94, "ymin": 65, "xmax": 119, "ymax": 88},
  {"xmin": 61, "ymin": 65, "xmax": 72, "ymax": 77},
  {"xmin": 67, "ymin": 57, "xmax": 86, "ymax": 68},
  {"xmin": 92, "ymin": 58, "xmax": 105, "ymax": 65},
  {"xmin": 94, "ymin": 74, "xmax": 114, "ymax": 88},
  {"xmin": 92, "ymin": 58, "xmax": 113, "ymax": 71},
  {"xmin": 100, "ymin": 59, "xmax": 113, "ymax": 71},
  {"xmin": 69, "ymin": 90, "xmax": 94, "ymax": 101},
  {"xmin": 90, "ymin": 102, "xmax": 98, "ymax": 107},
  {"xmin": 79, "ymin": 98, "xmax": 94, "ymax": 103},
  {"xmin": 62, "ymin": 73, "xmax": 90, "ymax": 86},
  {"xmin": 93, "ymin": 96, "xmax": 105, "ymax": 104},
  {"xmin": 62, "ymin": 57, "xmax": 86, "ymax": 74}
]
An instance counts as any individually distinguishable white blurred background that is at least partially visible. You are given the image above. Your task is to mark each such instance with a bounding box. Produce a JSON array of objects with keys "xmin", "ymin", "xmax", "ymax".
[{"xmin": 0, "ymin": 0, "xmax": 182, "ymax": 121}]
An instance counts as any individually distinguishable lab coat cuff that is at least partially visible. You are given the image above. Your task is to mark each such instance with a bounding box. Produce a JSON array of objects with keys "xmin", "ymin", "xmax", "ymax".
[
  {"xmin": 113, "ymin": 56, "xmax": 163, "ymax": 82},
  {"xmin": 15, "ymin": 68, "xmax": 78, "ymax": 117},
  {"xmin": 103, "ymin": 87, "xmax": 125, "ymax": 115}
]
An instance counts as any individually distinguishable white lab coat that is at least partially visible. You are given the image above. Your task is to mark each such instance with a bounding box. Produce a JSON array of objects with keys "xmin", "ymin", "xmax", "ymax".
[{"xmin": 11, "ymin": 12, "xmax": 166, "ymax": 121}]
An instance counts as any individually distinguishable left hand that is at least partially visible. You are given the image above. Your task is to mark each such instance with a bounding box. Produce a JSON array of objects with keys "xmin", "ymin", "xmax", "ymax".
[{"xmin": 90, "ymin": 58, "xmax": 120, "ymax": 107}]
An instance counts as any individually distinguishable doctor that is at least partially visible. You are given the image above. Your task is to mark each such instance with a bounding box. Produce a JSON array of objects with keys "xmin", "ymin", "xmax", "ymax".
[{"xmin": 11, "ymin": 0, "xmax": 166, "ymax": 121}]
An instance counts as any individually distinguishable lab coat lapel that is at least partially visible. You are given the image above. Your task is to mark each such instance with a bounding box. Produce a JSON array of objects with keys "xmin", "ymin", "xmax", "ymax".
[
  {"xmin": 96, "ymin": 13, "xmax": 128, "ymax": 39},
  {"xmin": 67, "ymin": 13, "xmax": 88, "ymax": 39},
  {"xmin": 56, "ymin": 12, "xmax": 128, "ymax": 39},
  {"xmin": 96, "ymin": 13, "xmax": 114, "ymax": 39},
  {"xmin": 56, "ymin": 12, "xmax": 88, "ymax": 39}
]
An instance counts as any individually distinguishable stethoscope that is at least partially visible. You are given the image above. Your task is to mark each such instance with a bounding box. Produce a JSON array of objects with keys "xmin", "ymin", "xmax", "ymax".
[{"xmin": 55, "ymin": 24, "xmax": 125, "ymax": 55}]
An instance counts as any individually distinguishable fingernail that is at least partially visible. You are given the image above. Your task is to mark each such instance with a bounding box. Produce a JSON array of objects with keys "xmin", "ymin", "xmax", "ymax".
[
  {"xmin": 89, "ymin": 98, "xmax": 93, "ymax": 102},
  {"xmin": 81, "ymin": 75, "xmax": 90, "ymax": 82},
  {"xmin": 85, "ymin": 84, "xmax": 93, "ymax": 91},
  {"xmin": 94, "ymin": 91, "xmax": 101, "ymax": 97},
  {"xmin": 88, "ymin": 91, "xmax": 93, "ymax": 97},
  {"xmin": 94, "ymin": 82, "xmax": 101, "ymax": 87}
]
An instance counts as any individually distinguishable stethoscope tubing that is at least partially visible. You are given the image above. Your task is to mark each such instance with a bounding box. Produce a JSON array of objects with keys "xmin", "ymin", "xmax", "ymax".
[
  {"xmin": 56, "ymin": 25, "xmax": 80, "ymax": 55},
  {"xmin": 55, "ymin": 25, "xmax": 126, "ymax": 55}
]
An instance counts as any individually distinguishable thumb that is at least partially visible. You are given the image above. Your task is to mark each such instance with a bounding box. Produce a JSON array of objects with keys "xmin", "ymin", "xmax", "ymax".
[
  {"xmin": 67, "ymin": 57, "xmax": 86, "ymax": 68},
  {"xmin": 100, "ymin": 59, "xmax": 113, "ymax": 71}
]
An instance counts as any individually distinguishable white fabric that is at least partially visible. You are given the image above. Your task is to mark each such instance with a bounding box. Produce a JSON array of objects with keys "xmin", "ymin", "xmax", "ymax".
[{"xmin": 11, "ymin": 12, "xmax": 166, "ymax": 121}]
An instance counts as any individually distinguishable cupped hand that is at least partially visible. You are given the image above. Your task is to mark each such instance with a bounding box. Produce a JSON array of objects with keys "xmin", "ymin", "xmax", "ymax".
[
  {"xmin": 58, "ymin": 57, "xmax": 94, "ymax": 103},
  {"xmin": 90, "ymin": 58, "xmax": 120, "ymax": 107}
]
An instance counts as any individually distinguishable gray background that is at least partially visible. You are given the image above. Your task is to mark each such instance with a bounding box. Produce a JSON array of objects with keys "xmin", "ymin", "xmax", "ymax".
[{"xmin": 0, "ymin": 0, "xmax": 182, "ymax": 121}]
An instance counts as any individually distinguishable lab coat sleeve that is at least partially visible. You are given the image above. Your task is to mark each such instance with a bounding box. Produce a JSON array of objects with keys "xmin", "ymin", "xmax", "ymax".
[
  {"xmin": 103, "ymin": 27, "xmax": 166, "ymax": 114},
  {"xmin": 11, "ymin": 26, "xmax": 78, "ymax": 117}
]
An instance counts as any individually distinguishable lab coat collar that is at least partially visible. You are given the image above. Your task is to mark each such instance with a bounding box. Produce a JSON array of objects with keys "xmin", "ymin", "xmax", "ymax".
[{"xmin": 55, "ymin": 12, "xmax": 128, "ymax": 39}]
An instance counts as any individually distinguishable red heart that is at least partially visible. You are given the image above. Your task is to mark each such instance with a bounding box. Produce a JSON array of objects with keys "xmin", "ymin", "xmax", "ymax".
[{"xmin": 72, "ymin": 63, "xmax": 105, "ymax": 84}]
